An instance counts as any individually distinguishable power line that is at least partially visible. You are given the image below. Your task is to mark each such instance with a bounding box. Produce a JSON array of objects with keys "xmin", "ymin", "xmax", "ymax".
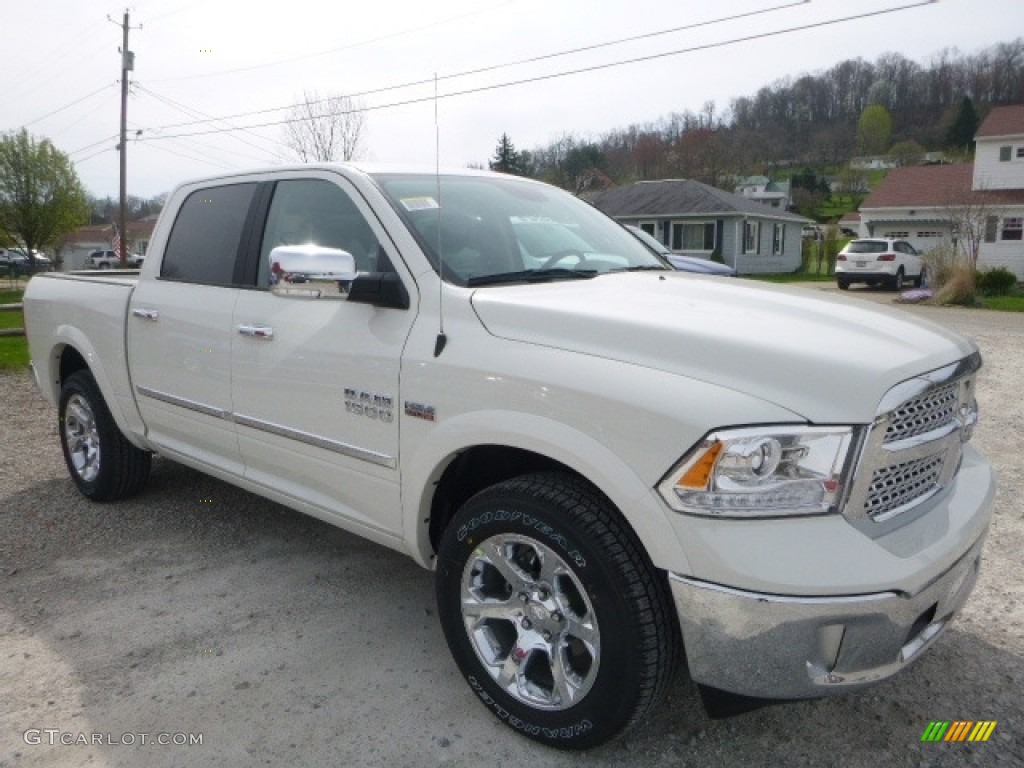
[
  {"xmin": 138, "ymin": 0, "xmax": 807, "ymax": 134},
  {"xmin": 69, "ymin": 135, "xmax": 120, "ymax": 157},
  {"xmin": 0, "ymin": 19, "xmax": 110, "ymax": 104},
  {"xmin": 138, "ymin": 1, "xmax": 937, "ymax": 144},
  {"xmin": 145, "ymin": 0, "xmax": 517, "ymax": 83},
  {"xmin": 73, "ymin": 146, "xmax": 117, "ymax": 165},
  {"xmin": 141, "ymin": 139, "xmax": 240, "ymax": 171},
  {"xmin": 50, "ymin": 92, "xmax": 120, "ymax": 140},
  {"xmin": 23, "ymin": 83, "xmax": 116, "ymax": 128},
  {"xmin": 134, "ymin": 83, "xmax": 280, "ymax": 160},
  {"xmin": 44, "ymin": 0, "xmax": 799, "ymax": 159}
]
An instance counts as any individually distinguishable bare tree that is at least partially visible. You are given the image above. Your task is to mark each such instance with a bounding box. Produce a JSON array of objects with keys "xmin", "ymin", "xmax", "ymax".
[
  {"xmin": 944, "ymin": 181, "xmax": 999, "ymax": 272},
  {"xmin": 282, "ymin": 91, "xmax": 366, "ymax": 162}
]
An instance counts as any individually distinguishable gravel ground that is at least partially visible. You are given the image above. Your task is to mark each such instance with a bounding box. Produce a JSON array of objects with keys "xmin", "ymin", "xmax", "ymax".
[{"xmin": 1, "ymin": 284, "xmax": 1022, "ymax": 768}]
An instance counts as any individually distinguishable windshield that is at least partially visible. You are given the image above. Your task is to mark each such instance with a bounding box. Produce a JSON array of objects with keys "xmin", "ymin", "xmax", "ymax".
[{"xmin": 372, "ymin": 173, "xmax": 668, "ymax": 286}]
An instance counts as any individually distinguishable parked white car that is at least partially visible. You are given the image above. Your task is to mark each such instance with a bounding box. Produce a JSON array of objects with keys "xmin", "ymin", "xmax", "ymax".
[
  {"xmin": 835, "ymin": 238, "xmax": 925, "ymax": 290},
  {"xmin": 90, "ymin": 250, "xmax": 144, "ymax": 268}
]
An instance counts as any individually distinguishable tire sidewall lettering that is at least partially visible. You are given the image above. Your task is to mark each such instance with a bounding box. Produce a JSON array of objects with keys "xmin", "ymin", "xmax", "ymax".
[
  {"xmin": 467, "ymin": 676, "xmax": 593, "ymax": 740},
  {"xmin": 456, "ymin": 507, "xmax": 586, "ymax": 568}
]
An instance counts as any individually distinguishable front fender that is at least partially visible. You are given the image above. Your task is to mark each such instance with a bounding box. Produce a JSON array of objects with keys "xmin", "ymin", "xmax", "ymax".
[{"xmin": 401, "ymin": 408, "xmax": 690, "ymax": 575}]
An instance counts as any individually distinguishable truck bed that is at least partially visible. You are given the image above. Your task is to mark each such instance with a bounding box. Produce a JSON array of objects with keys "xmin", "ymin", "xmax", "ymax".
[{"xmin": 23, "ymin": 271, "xmax": 146, "ymax": 445}]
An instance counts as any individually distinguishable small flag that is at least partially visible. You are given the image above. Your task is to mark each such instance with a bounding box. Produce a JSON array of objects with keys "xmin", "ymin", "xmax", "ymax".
[{"xmin": 112, "ymin": 224, "xmax": 123, "ymax": 261}]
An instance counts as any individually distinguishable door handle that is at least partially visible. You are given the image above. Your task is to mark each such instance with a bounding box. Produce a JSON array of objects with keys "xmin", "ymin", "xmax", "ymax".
[
  {"xmin": 131, "ymin": 308, "xmax": 159, "ymax": 321},
  {"xmin": 238, "ymin": 324, "xmax": 274, "ymax": 340}
]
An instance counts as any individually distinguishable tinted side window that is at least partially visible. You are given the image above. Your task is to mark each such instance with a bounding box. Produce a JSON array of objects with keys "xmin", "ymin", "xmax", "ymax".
[
  {"xmin": 257, "ymin": 179, "xmax": 385, "ymax": 289},
  {"xmin": 161, "ymin": 183, "xmax": 256, "ymax": 285}
]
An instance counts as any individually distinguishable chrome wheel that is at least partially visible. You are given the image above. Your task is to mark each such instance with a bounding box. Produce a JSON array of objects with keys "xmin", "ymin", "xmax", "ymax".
[
  {"xmin": 460, "ymin": 533, "xmax": 600, "ymax": 710},
  {"xmin": 64, "ymin": 394, "xmax": 101, "ymax": 483}
]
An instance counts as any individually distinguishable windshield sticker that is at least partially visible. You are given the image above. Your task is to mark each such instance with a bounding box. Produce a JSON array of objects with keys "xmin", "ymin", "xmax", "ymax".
[{"xmin": 400, "ymin": 196, "xmax": 440, "ymax": 211}]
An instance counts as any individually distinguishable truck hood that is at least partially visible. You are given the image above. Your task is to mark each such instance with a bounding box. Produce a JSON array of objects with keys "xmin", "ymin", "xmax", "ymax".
[{"xmin": 470, "ymin": 272, "xmax": 976, "ymax": 423}]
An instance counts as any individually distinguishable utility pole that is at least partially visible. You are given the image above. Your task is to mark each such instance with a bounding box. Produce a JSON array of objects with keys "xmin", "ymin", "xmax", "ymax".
[{"xmin": 112, "ymin": 9, "xmax": 137, "ymax": 266}]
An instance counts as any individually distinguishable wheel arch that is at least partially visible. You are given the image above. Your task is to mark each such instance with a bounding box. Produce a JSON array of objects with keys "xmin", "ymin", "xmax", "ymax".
[
  {"xmin": 402, "ymin": 410, "xmax": 691, "ymax": 577},
  {"xmin": 39, "ymin": 330, "xmax": 149, "ymax": 451}
]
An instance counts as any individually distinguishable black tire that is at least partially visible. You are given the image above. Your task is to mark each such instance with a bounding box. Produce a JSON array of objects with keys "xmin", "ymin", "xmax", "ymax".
[
  {"xmin": 837, "ymin": 277, "xmax": 850, "ymax": 290},
  {"xmin": 59, "ymin": 370, "xmax": 151, "ymax": 501},
  {"xmin": 435, "ymin": 472, "xmax": 680, "ymax": 749},
  {"xmin": 913, "ymin": 267, "xmax": 926, "ymax": 289},
  {"xmin": 891, "ymin": 267, "xmax": 904, "ymax": 291}
]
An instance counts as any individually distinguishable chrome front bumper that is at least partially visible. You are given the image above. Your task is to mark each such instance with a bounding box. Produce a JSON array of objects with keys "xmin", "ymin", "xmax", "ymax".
[{"xmin": 670, "ymin": 533, "xmax": 986, "ymax": 699}]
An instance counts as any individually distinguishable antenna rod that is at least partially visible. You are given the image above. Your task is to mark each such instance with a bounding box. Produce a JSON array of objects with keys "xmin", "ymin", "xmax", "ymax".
[{"xmin": 433, "ymin": 72, "xmax": 447, "ymax": 358}]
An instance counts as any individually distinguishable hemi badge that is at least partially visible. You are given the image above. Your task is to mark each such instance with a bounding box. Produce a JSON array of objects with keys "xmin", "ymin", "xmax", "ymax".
[{"xmin": 405, "ymin": 401, "xmax": 436, "ymax": 422}]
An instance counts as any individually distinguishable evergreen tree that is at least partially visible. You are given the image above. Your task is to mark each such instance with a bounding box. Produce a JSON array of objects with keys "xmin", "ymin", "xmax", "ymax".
[
  {"xmin": 489, "ymin": 133, "xmax": 522, "ymax": 175},
  {"xmin": 945, "ymin": 96, "xmax": 979, "ymax": 152}
]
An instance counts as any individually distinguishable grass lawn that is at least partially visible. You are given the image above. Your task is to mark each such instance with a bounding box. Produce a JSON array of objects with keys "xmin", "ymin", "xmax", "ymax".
[
  {"xmin": 0, "ymin": 285, "xmax": 28, "ymax": 372},
  {"xmin": 748, "ymin": 272, "xmax": 834, "ymax": 283},
  {"xmin": 981, "ymin": 294, "xmax": 1024, "ymax": 312},
  {"xmin": 0, "ymin": 287, "xmax": 25, "ymax": 303}
]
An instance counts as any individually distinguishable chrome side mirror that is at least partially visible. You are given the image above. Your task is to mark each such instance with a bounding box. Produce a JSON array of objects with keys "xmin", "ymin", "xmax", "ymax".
[{"xmin": 269, "ymin": 244, "xmax": 357, "ymax": 299}]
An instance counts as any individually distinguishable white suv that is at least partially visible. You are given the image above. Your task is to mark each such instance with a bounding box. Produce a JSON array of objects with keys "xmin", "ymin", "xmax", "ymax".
[
  {"xmin": 836, "ymin": 238, "xmax": 925, "ymax": 291},
  {"xmin": 89, "ymin": 250, "xmax": 144, "ymax": 268}
]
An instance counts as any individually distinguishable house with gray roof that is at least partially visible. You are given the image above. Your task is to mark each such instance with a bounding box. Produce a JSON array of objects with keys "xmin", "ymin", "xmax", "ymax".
[{"xmin": 590, "ymin": 179, "xmax": 810, "ymax": 274}]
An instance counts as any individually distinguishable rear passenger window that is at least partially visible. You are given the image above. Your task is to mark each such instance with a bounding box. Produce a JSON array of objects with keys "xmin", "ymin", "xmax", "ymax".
[{"xmin": 161, "ymin": 183, "xmax": 256, "ymax": 285}]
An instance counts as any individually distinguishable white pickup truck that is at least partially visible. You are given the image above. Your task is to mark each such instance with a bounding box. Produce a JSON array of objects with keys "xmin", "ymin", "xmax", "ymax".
[{"xmin": 24, "ymin": 164, "xmax": 995, "ymax": 749}]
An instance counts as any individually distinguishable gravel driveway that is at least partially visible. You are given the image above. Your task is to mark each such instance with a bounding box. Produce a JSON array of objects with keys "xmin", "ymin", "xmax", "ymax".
[{"xmin": 2, "ymin": 285, "xmax": 1022, "ymax": 767}]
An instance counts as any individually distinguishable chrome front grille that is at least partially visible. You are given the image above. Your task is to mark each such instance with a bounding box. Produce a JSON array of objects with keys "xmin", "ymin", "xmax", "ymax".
[
  {"xmin": 884, "ymin": 381, "xmax": 959, "ymax": 444},
  {"xmin": 865, "ymin": 452, "xmax": 945, "ymax": 520},
  {"xmin": 844, "ymin": 353, "xmax": 980, "ymax": 531}
]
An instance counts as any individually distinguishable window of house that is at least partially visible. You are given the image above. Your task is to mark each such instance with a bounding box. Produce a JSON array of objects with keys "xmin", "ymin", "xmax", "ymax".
[
  {"xmin": 743, "ymin": 221, "xmax": 760, "ymax": 254},
  {"xmin": 999, "ymin": 146, "xmax": 1012, "ymax": 162},
  {"xmin": 161, "ymin": 183, "xmax": 257, "ymax": 285},
  {"xmin": 1017, "ymin": 147, "xmax": 1024, "ymax": 159},
  {"xmin": 1002, "ymin": 217, "xmax": 1023, "ymax": 241},
  {"xmin": 671, "ymin": 222, "xmax": 715, "ymax": 251},
  {"xmin": 884, "ymin": 231, "xmax": 909, "ymax": 238},
  {"xmin": 639, "ymin": 221, "xmax": 656, "ymax": 237},
  {"xmin": 916, "ymin": 231, "xmax": 942, "ymax": 238},
  {"xmin": 985, "ymin": 216, "xmax": 999, "ymax": 243},
  {"xmin": 772, "ymin": 223, "xmax": 785, "ymax": 254}
]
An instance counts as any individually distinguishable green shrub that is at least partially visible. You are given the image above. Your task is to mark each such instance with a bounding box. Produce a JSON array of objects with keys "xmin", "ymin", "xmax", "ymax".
[{"xmin": 977, "ymin": 267, "xmax": 1019, "ymax": 297}]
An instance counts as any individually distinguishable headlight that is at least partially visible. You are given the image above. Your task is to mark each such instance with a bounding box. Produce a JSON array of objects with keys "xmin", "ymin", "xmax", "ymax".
[{"xmin": 658, "ymin": 426, "xmax": 857, "ymax": 518}]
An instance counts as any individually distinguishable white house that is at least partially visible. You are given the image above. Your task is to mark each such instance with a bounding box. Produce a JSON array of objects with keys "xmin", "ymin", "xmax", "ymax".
[
  {"xmin": 857, "ymin": 105, "xmax": 1024, "ymax": 278},
  {"xmin": 972, "ymin": 104, "xmax": 1024, "ymax": 275},
  {"xmin": 733, "ymin": 175, "xmax": 792, "ymax": 210}
]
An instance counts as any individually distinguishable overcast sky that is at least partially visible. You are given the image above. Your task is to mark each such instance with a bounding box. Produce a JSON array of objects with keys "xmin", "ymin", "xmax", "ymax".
[{"xmin": 2, "ymin": 0, "xmax": 1019, "ymax": 199}]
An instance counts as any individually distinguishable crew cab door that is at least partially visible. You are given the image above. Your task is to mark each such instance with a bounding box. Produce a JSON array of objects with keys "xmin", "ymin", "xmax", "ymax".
[
  {"xmin": 230, "ymin": 174, "xmax": 416, "ymax": 537},
  {"xmin": 128, "ymin": 182, "xmax": 258, "ymax": 475}
]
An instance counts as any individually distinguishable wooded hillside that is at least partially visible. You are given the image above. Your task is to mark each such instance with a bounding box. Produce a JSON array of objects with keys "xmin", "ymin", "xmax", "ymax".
[{"xmin": 518, "ymin": 39, "xmax": 1024, "ymax": 192}]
